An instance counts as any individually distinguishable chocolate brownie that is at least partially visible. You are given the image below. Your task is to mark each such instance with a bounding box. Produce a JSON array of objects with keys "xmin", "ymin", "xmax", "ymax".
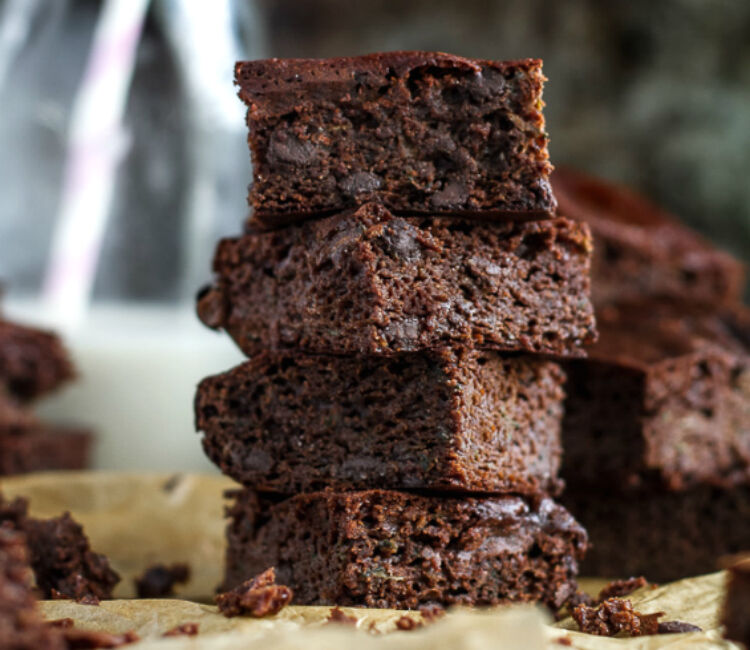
[
  {"xmin": 562, "ymin": 481, "xmax": 750, "ymax": 582},
  {"xmin": 0, "ymin": 320, "xmax": 74, "ymax": 401},
  {"xmin": 196, "ymin": 349, "xmax": 565, "ymax": 495},
  {"xmin": 223, "ymin": 489, "xmax": 588, "ymax": 610},
  {"xmin": 562, "ymin": 305, "xmax": 750, "ymax": 491},
  {"xmin": 0, "ymin": 526, "xmax": 64, "ymax": 649},
  {"xmin": 0, "ymin": 428, "xmax": 92, "ymax": 476},
  {"xmin": 236, "ymin": 52, "xmax": 555, "ymax": 226},
  {"xmin": 198, "ymin": 203, "xmax": 596, "ymax": 358},
  {"xmin": 551, "ymin": 167, "xmax": 745, "ymax": 309},
  {"xmin": 0, "ymin": 494, "xmax": 120, "ymax": 601},
  {"xmin": 723, "ymin": 556, "xmax": 750, "ymax": 646}
]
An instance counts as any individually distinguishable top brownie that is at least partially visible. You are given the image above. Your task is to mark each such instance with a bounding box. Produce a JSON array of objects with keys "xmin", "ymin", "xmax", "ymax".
[
  {"xmin": 552, "ymin": 167, "xmax": 745, "ymax": 309},
  {"xmin": 236, "ymin": 51, "xmax": 555, "ymax": 226},
  {"xmin": 0, "ymin": 320, "xmax": 74, "ymax": 401}
]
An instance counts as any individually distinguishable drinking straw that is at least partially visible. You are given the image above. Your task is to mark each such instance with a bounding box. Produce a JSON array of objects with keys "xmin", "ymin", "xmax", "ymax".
[{"xmin": 42, "ymin": 0, "xmax": 150, "ymax": 329}]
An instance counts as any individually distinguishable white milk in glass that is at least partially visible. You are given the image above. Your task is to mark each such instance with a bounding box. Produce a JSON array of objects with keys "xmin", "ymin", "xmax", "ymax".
[{"xmin": 5, "ymin": 302, "xmax": 245, "ymax": 471}]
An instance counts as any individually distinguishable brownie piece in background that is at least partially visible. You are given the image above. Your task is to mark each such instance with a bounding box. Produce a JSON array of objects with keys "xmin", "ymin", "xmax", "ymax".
[
  {"xmin": 0, "ymin": 526, "xmax": 64, "ymax": 649},
  {"xmin": 224, "ymin": 489, "xmax": 588, "ymax": 610},
  {"xmin": 236, "ymin": 52, "xmax": 555, "ymax": 225},
  {"xmin": 196, "ymin": 348, "xmax": 565, "ymax": 495},
  {"xmin": 562, "ymin": 304, "xmax": 750, "ymax": 491},
  {"xmin": 0, "ymin": 428, "xmax": 92, "ymax": 476},
  {"xmin": 562, "ymin": 482, "xmax": 750, "ymax": 582},
  {"xmin": 0, "ymin": 494, "xmax": 120, "ymax": 601},
  {"xmin": 198, "ymin": 203, "xmax": 596, "ymax": 358},
  {"xmin": 0, "ymin": 320, "xmax": 74, "ymax": 402},
  {"xmin": 723, "ymin": 556, "xmax": 750, "ymax": 646},
  {"xmin": 552, "ymin": 167, "xmax": 745, "ymax": 310}
]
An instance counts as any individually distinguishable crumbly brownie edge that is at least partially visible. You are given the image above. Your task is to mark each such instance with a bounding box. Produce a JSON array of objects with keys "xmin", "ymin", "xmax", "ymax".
[
  {"xmin": 196, "ymin": 349, "xmax": 564, "ymax": 494},
  {"xmin": 200, "ymin": 207, "xmax": 596, "ymax": 358},
  {"xmin": 224, "ymin": 489, "xmax": 588, "ymax": 610},
  {"xmin": 236, "ymin": 52, "xmax": 554, "ymax": 219}
]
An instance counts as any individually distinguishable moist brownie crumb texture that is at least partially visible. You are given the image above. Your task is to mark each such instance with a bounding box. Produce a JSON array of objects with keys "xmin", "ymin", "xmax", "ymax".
[
  {"xmin": 196, "ymin": 51, "xmax": 595, "ymax": 609},
  {"xmin": 0, "ymin": 312, "xmax": 92, "ymax": 476},
  {"xmin": 236, "ymin": 53, "xmax": 556, "ymax": 225}
]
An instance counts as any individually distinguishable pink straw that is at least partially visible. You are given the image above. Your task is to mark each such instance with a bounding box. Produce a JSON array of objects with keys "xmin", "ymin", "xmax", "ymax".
[{"xmin": 42, "ymin": 0, "xmax": 150, "ymax": 328}]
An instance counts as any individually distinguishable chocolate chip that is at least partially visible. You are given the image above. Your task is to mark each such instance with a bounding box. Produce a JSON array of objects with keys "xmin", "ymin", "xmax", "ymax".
[
  {"xmin": 431, "ymin": 181, "xmax": 468, "ymax": 208},
  {"xmin": 268, "ymin": 132, "xmax": 317, "ymax": 165},
  {"xmin": 339, "ymin": 171, "xmax": 381, "ymax": 197}
]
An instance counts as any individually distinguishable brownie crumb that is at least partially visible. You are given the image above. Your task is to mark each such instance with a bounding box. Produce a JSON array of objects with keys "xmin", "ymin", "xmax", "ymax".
[
  {"xmin": 657, "ymin": 621, "xmax": 702, "ymax": 634},
  {"xmin": 50, "ymin": 586, "xmax": 101, "ymax": 606},
  {"xmin": 573, "ymin": 598, "xmax": 664, "ymax": 637},
  {"xmin": 597, "ymin": 576, "xmax": 649, "ymax": 602},
  {"xmin": 395, "ymin": 615, "xmax": 422, "ymax": 631},
  {"xmin": 134, "ymin": 563, "xmax": 190, "ymax": 598},
  {"xmin": 556, "ymin": 638, "xmax": 572, "ymax": 646},
  {"xmin": 0, "ymin": 494, "xmax": 120, "ymax": 602},
  {"xmin": 556, "ymin": 589, "xmax": 594, "ymax": 620},
  {"xmin": 48, "ymin": 618, "xmax": 75, "ymax": 628},
  {"xmin": 162, "ymin": 623, "xmax": 199, "ymax": 637},
  {"xmin": 215, "ymin": 567, "xmax": 293, "ymax": 618},
  {"xmin": 326, "ymin": 607, "xmax": 358, "ymax": 626},
  {"xmin": 59, "ymin": 628, "xmax": 139, "ymax": 648},
  {"xmin": 418, "ymin": 604, "xmax": 445, "ymax": 622}
]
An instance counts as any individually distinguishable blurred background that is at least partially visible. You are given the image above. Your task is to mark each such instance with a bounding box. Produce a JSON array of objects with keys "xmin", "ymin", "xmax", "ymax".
[{"xmin": 0, "ymin": 0, "xmax": 748, "ymax": 470}]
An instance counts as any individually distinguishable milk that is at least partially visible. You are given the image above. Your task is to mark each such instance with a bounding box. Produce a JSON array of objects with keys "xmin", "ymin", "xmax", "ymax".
[{"xmin": 5, "ymin": 302, "xmax": 245, "ymax": 471}]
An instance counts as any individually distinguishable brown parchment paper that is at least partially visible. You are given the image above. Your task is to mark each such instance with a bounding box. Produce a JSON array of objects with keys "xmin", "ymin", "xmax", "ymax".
[
  {"xmin": 0, "ymin": 471, "xmax": 236, "ymax": 600},
  {"xmin": 1, "ymin": 472, "xmax": 741, "ymax": 649}
]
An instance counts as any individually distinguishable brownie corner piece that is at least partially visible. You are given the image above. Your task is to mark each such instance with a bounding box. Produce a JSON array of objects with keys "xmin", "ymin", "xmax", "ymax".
[
  {"xmin": 196, "ymin": 348, "xmax": 565, "ymax": 495},
  {"xmin": 200, "ymin": 203, "xmax": 596, "ymax": 357},
  {"xmin": 235, "ymin": 51, "xmax": 555, "ymax": 223},
  {"xmin": 224, "ymin": 489, "xmax": 587, "ymax": 611}
]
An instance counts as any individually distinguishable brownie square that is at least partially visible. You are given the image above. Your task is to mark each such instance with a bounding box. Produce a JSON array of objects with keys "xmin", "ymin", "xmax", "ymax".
[
  {"xmin": 0, "ymin": 319, "xmax": 74, "ymax": 401},
  {"xmin": 196, "ymin": 348, "xmax": 564, "ymax": 495},
  {"xmin": 723, "ymin": 556, "xmax": 750, "ymax": 646},
  {"xmin": 551, "ymin": 167, "xmax": 745, "ymax": 309},
  {"xmin": 198, "ymin": 203, "xmax": 596, "ymax": 358},
  {"xmin": 224, "ymin": 489, "xmax": 588, "ymax": 610},
  {"xmin": 236, "ymin": 52, "xmax": 555, "ymax": 226},
  {"xmin": 562, "ymin": 482, "xmax": 750, "ymax": 582},
  {"xmin": 562, "ymin": 305, "xmax": 750, "ymax": 491}
]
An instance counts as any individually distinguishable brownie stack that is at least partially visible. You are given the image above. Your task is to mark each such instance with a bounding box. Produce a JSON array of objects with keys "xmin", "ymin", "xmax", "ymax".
[
  {"xmin": 552, "ymin": 168, "xmax": 750, "ymax": 581},
  {"xmin": 0, "ymin": 317, "xmax": 91, "ymax": 475},
  {"xmin": 196, "ymin": 52, "xmax": 596, "ymax": 610}
]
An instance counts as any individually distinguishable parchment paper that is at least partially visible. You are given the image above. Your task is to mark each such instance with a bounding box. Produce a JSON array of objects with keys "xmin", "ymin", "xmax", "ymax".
[{"xmin": 0, "ymin": 472, "xmax": 740, "ymax": 649}]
